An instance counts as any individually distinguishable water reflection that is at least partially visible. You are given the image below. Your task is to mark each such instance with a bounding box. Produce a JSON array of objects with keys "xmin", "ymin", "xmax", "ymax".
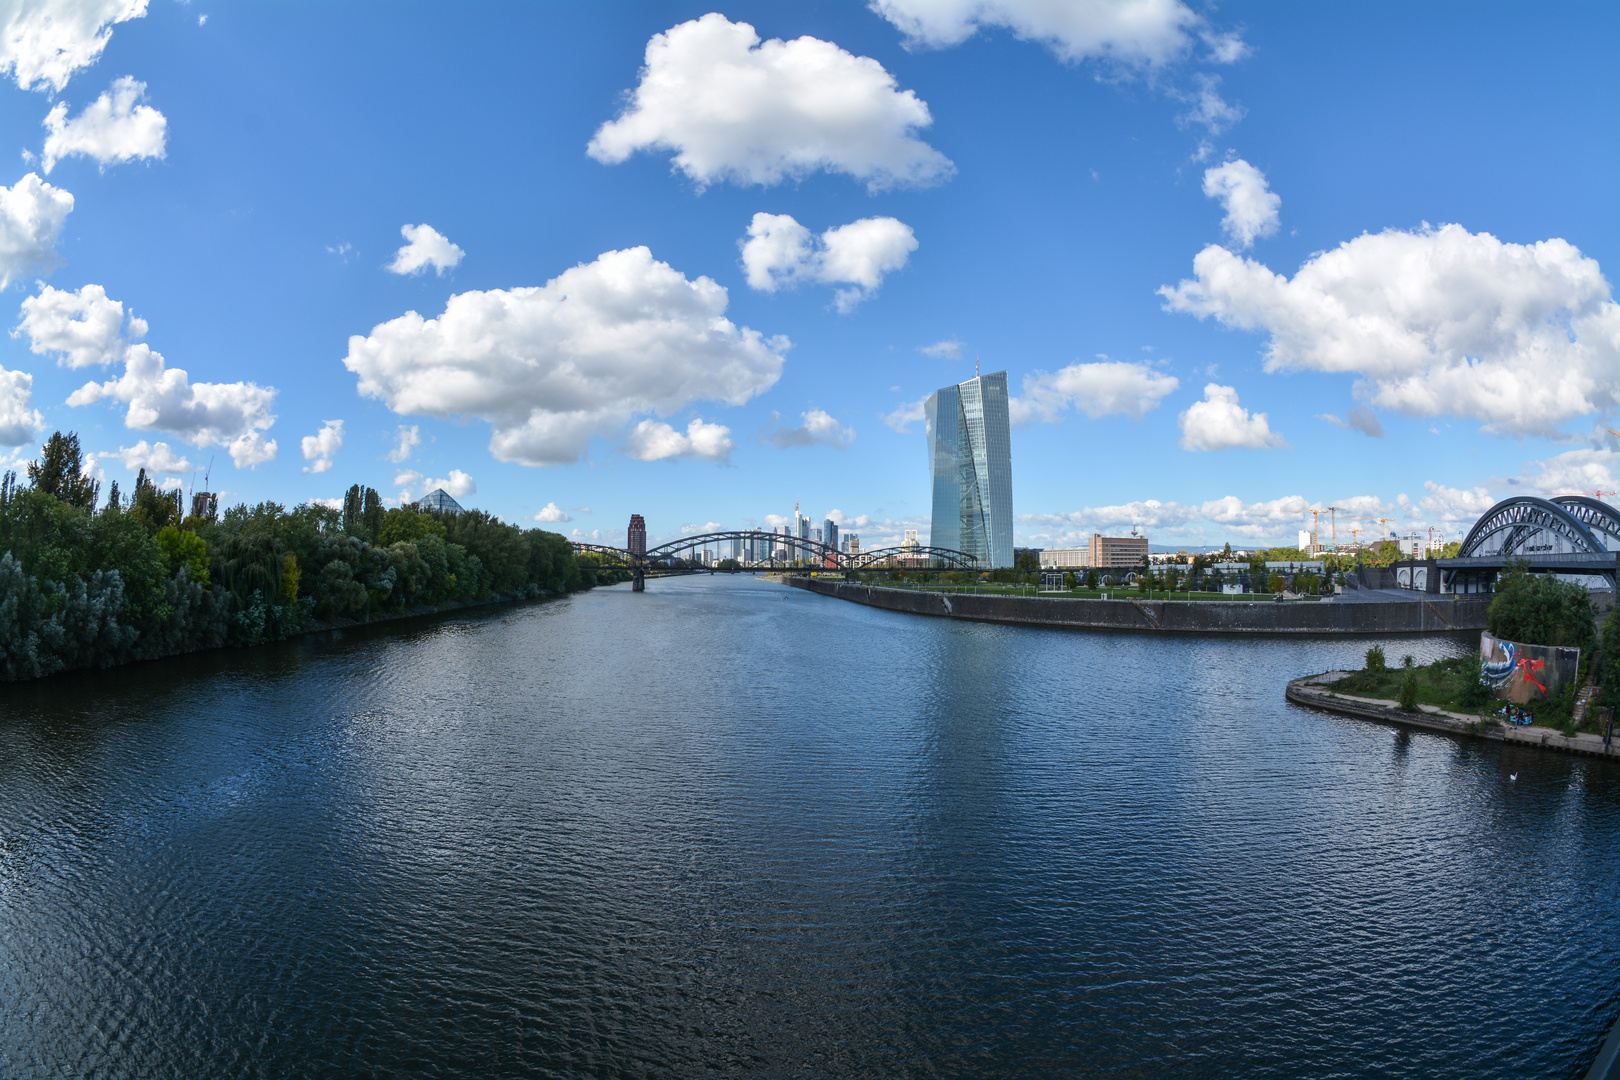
[{"xmin": 0, "ymin": 575, "xmax": 1616, "ymax": 1078}]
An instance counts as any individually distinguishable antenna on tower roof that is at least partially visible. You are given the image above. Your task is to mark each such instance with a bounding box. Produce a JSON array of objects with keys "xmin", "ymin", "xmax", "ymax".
[{"xmin": 976, "ymin": 352, "xmax": 980, "ymax": 378}]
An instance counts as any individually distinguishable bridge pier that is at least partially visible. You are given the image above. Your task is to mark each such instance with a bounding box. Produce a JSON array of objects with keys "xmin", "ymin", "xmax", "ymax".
[{"xmin": 632, "ymin": 567, "xmax": 645, "ymax": 592}]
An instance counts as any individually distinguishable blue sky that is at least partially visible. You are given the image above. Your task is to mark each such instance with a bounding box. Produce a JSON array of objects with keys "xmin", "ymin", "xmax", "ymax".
[{"xmin": 0, "ymin": 1, "xmax": 1615, "ymax": 552}]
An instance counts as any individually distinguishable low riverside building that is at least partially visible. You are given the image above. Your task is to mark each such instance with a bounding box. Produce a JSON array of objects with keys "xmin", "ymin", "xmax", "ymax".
[
  {"xmin": 1039, "ymin": 547, "xmax": 1087, "ymax": 568},
  {"xmin": 1038, "ymin": 533, "xmax": 1149, "ymax": 569}
]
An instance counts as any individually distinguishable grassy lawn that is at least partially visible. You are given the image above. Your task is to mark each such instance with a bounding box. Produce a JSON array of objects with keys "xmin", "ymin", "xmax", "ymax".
[
  {"xmin": 1325, "ymin": 652, "xmax": 1596, "ymax": 735},
  {"xmin": 857, "ymin": 582, "xmax": 1325, "ymax": 602},
  {"xmin": 1327, "ymin": 655, "xmax": 1482, "ymax": 712}
]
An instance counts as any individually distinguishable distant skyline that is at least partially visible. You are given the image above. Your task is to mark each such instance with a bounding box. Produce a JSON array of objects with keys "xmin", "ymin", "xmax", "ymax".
[{"xmin": 0, "ymin": 2, "xmax": 1614, "ymax": 551}]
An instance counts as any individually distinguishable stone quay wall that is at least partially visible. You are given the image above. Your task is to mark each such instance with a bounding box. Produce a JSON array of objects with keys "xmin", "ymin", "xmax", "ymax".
[{"xmin": 787, "ymin": 576, "xmax": 1490, "ymax": 635}]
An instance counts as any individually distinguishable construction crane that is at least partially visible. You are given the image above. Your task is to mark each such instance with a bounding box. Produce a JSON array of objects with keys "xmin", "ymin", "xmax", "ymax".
[
  {"xmin": 1325, "ymin": 506, "xmax": 1341, "ymax": 549},
  {"xmin": 1377, "ymin": 518, "xmax": 1395, "ymax": 544},
  {"xmin": 1301, "ymin": 509, "xmax": 1323, "ymax": 553}
]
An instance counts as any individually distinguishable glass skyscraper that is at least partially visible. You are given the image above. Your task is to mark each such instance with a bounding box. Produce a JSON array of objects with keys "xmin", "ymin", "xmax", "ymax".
[{"xmin": 925, "ymin": 370, "xmax": 1013, "ymax": 569}]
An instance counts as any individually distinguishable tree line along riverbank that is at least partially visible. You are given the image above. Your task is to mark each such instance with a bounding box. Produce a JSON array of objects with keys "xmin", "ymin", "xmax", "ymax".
[{"xmin": 0, "ymin": 432, "xmax": 617, "ymax": 684}]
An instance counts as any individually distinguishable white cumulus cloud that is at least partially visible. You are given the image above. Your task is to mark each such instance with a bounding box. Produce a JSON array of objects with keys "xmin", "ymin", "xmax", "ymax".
[
  {"xmin": 343, "ymin": 246, "xmax": 787, "ymax": 467},
  {"xmin": 394, "ymin": 467, "xmax": 475, "ymax": 503},
  {"xmin": 740, "ymin": 212, "xmax": 916, "ymax": 311},
  {"xmin": 0, "ymin": 362, "xmax": 42, "ymax": 444},
  {"xmin": 0, "ymin": 0, "xmax": 148, "ymax": 93},
  {"xmin": 15, "ymin": 281, "xmax": 134, "ymax": 366},
  {"xmin": 588, "ymin": 13, "xmax": 953, "ymax": 192},
  {"xmin": 1318, "ymin": 406, "xmax": 1383, "ymax": 438},
  {"xmin": 764, "ymin": 408, "xmax": 855, "ymax": 449},
  {"xmin": 386, "ymin": 423, "xmax": 419, "ymax": 463},
  {"xmin": 386, "ymin": 223, "xmax": 463, "ymax": 277},
  {"xmin": 116, "ymin": 438, "xmax": 188, "ymax": 475},
  {"xmin": 623, "ymin": 417, "xmax": 735, "ymax": 462},
  {"xmin": 1010, "ymin": 360, "xmax": 1179, "ymax": 424},
  {"xmin": 918, "ymin": 337, "xmax": 962, "ymax": 358},
  {"xmin": 21, "ymin": 283, "xmax": 279, "ymax": 468},
  {"xmin": 300, "ymin": 418, "xmax": 342, "ymax": 474},
  {"xmin": 883, "ymin": 394, "xmax": 927, "ymax": 433},
  {"xmin": 1507, "ymin": 448, "xmax": 1620, "ymax": 499},
  {"xmin": 1159, "ymin": 224, "xmax": 1620, "ymax": 437},
  {"xmin": 1177, "ymin": 73, "xmax": 1244, "ymax": 135},
  {"xmin": 1201, "ymin": 158, "xmax": 1278, "ymax": 248},
  {"xmin": 0, "ymin": 172, "xmax": 72, "ymax": 289},
  {"xmin": 1177, "ymin": 383, "xmax": 1285, "ymax": 451},
  {"xmin": 870, "ymin": 0, "xmax": 1223, "ymax": 69},
  {"xmin": 533, "ymin": 501, "xmax": 571, "ymax": 523},
  {"xmin": 41, "ymin": 75, "xmax": 165, "ymax": 173}
]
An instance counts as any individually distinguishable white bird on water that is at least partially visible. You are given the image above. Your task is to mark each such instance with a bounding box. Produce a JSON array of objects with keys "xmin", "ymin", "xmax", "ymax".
[{"xmin": 1510, "ymin": 773, "xmax": 1518, "ymax": 782}]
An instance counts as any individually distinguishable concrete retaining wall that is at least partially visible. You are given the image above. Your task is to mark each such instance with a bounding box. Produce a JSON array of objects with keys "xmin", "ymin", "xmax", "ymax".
[
  {"xmin": 788, "ymin": 576, "xmax": 1490, "ymax": 635},
  {"xmin": 1286, "ymin": 676, "xmax": 1620, "ymax": 760}
]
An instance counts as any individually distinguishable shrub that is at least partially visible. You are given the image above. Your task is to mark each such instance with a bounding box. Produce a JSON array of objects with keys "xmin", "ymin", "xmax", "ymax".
[
  {"xmin": 1458, "ymin": 660, "xmax": 1491, "ymax": 709},
  {"xmin": 1398, "ymin": 668, "xmax": 1419, "ymax": 711},
  {"xmin": 1366, "ymin": 644, "xmax": 1386, "ymax": 672}
]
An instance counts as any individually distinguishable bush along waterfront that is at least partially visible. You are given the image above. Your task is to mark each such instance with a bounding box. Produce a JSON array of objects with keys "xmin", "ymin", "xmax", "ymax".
[
  {"xmin": 0, "ymin": 432, "xmax": 612, "ymax": 683},
  {"xmin": 1326, "ymin": 563, "xmax": 1609, "ymax": 736}
]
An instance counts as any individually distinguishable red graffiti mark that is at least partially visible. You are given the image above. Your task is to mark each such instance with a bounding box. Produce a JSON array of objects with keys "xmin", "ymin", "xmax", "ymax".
[{"xmin": 1515, "ymin": 657, "xmax": 1547, "ymax": 694}]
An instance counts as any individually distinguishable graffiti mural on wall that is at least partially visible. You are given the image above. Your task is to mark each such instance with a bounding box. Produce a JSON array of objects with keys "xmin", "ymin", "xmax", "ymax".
[{"xmin": 1480, "ymin": 632, "xmax": 1580, "ymax": 703}]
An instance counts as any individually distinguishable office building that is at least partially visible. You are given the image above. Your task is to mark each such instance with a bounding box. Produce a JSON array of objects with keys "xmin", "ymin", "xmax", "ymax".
[
  {"xmin": 627, "ymin": 513, "xmax": 646, "ymax": 557},
  {"xmin": 823, "ymin": 519, "xmax": 838, "ymax": 554},
  {"xmin": 1089, "ymin": 532, "xmax": 1149, "ymax": 568},
  {"xmin": 925, "ymin": 370, "xmax": 1014, "ymax": 568}
]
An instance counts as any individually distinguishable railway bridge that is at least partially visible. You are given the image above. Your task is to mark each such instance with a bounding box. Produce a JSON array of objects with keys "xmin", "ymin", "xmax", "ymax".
[{"xmin": 571, "ymin": 530, "xmax": 978, "ymax": 591}]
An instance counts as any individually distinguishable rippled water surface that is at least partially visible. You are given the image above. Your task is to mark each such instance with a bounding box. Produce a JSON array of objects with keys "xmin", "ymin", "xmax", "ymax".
[{"xmin": 2, "ymin": 575, "xmax": 1618, "ymax": 1078}]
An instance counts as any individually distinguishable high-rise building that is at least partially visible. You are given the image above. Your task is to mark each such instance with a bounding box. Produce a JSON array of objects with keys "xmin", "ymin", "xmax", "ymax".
[
  {"xmin": 627, "ymin": 513, "xmax": 646, "ymax": 556},
  {"xmin": 924, "ymin": 370, "xmax": 1014, "ymax": 568},
  {"xmin": 823, "ymin": 519, "xmax": 837, "ymax": 554}
]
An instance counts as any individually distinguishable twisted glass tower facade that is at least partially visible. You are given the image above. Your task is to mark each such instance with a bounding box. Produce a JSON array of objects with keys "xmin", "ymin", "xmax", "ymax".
[{"xmin": 925, "ymin": 371, "xmax": 1013, "ymax": 569}]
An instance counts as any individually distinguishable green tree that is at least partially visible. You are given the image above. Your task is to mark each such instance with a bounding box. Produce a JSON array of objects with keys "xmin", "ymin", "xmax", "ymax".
[
  {"xmin": 1597, "ymin": 608, "xmax": 1620, "ymax": 723},
  {"xmin": 157, "ymin": 525, "xmax": 210, "ymax": 587},
  {"xmin": 1487, "ymin": 563, "xmax": 1595, "ymax": 653},
  {"xmin": 28, "ymin": 432, "xmax": 99, "ymax": 509}
]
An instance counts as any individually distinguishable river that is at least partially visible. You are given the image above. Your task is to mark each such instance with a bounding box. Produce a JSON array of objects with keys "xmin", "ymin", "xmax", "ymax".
[{"xmin": 2, "ymin": 574, "xmax": 1617, "ymax": 1078}]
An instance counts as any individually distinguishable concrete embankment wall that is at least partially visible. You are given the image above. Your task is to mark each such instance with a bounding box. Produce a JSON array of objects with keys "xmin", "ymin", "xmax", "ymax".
[
  {"xmin": 788, "ymin": 577, "xmax": 1489, "ymax": 635},
  {"xmin": 1286, "ymin": 677, "xmax": 1620, "ymax": 760}
]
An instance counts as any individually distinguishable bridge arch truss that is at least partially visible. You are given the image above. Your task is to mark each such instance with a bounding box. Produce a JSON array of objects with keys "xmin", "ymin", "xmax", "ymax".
[{"xmin": 571, "ymin": 529, "xmax": 981, "ymax": 590}]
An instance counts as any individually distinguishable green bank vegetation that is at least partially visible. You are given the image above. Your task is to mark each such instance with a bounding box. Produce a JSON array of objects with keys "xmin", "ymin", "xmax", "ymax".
[
  {"xmin": 0, "ymin": 431, "xmax": 609, "ymax": 683},
  {"xmin": 1326, "ymin": 564, "xmax": 1614, "ymax": 736}
]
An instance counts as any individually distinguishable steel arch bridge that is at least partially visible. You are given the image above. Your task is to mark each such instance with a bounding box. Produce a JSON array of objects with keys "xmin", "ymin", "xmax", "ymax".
[
  {"xmin": 1443, "ymin": 495, "xmax": 1620, "ymax": 592},
  {"xmin": 571, "ymin": 530, "xmax": 979, "ymax": 591}
]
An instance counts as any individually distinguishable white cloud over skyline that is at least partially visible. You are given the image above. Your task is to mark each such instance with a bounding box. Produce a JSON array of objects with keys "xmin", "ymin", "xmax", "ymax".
[
  {"xmin": 20, "ymin": 282, "xmax": 280, "ymax": 468},
  {"xmin": 300, "ymin": 419, "xmax": 342, "ymax": 474},
  {"xmin": 764, "ymin": 408, "xmax": 855, "ymax": 449},
  {"xmin": 1201, "ymin": 158, "xmax": 1278, "ymax": 248},
  {"xmin": 624, "ymin": 417, "xmax": 735, "ymax": 462},
  {"xmin": 589, "ymin": 13, "xmax": 954, "ymax": 191},
  {"xmin": 344, "ymin": 246, "xmax": 787, "ymax": 467},
  {"xmin": 0, "ymin": 0, "xmax": 148, "ymax": 93},
  {"xmin": 740, "ymin": 212, "xmax": 917, "ymax": 311},
  {"xmin": 1177, "ymin": 383, "xmax": 1285, "ymax": 451},
  {"xmin": 116, "ymin": 438, "xmax": 188, "ymax": 475},
  {"xmin": 1011, "ymin": 360, "xmax": 1179, "ymax": 424},
  {"xmin": 0, "ymin": 173, "xmax": 72, "ymax": 289},
  {"xmin": 387, "ymin": 223, "xmax": 463, "ymax": 277},
  {"xmin": 1159, "ymin": 224, "xmax": 1620, "ymax": 437},
  {"xmin": 533, "ymin": 501, "xmax": 571, "ymax": 522},
  {"xmin": 0, "ymin": 362, "xmax": 42, "ymax": 444},
  {"xmin": 870, "ymin": 0, "xmax": 1229, "ymax": 70},
  {"xmin": 41, "ymin": 75, "xmax": 166, "ymax": 173}
]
